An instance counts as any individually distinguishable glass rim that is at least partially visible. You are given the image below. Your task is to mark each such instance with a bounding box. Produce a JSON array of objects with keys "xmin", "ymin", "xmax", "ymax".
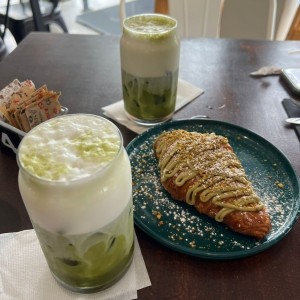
[
  {"xmin": 17, "ymin": 114, "xmax": 123, "ymax": 185},
  {"xmin": 122, "ymin": 13, "xmax": 178, "ymax": 37}
]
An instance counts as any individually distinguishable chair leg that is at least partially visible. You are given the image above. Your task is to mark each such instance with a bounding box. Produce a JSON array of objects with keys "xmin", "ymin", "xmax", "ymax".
[
  {"xmin": 46, "ymin": 16, "xmax": 68, "ymax": 33},
  {"xmin": 7, "ymin": 23, "xmax": 26, "ymax": 44},
  {"xmin": 0, "ymin": 38, "xmax": 7, "ymax": 60},
  {"xmin": 30, "ymin": 0, "xmax": 47, "ymax": 31},
  {"xmin": 83, "ymin": 0, "xmax": 89, "ymax": 11},
  {"xmin": 56, "ymin": 16, "xmax": 68, "ymax": 33}
]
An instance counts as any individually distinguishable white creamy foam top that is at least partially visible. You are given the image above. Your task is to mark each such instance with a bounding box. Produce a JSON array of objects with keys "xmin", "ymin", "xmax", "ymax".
[{"xmin": 18, "ymin": 114, "xmax": 121, "ymax": 181}]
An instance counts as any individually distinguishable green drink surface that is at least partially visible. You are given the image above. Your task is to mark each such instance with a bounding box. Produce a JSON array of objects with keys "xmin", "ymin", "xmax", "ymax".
[
  {"xmin": 123, "ymin": 14, "xmax": 177, "ymax": 39},
  {"xmin": 122, "ymin": 69, "xmax": 178, "ymax": 121},
  {"xmin": 34, "ymin": 202, "xmax": 134, "ymax": 290}
]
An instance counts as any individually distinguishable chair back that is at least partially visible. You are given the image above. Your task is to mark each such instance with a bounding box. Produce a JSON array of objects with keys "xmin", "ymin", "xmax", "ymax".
[
  {"xmin": 275, "ymin": 0, "xmax": 299, "ymax": 40},
  {"xmin": 119, "ymin": 0, "xmax": 126, "ymax": 26},
  {"xmin": 219, "ymin": 0, "xmax": 277, "ymax": 40},
  {"xmin": 167, "ymin": 0, "xmax": 298, "ymax": 40},
  {"xmin": 0, "ymin": 37, "xmax": 7, "ymax": 61}
]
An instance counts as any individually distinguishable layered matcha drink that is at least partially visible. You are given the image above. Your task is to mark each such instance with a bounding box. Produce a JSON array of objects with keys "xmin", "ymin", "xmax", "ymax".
[
  {"xmin": 17, "ymin": 114, "xmax": 134, "ymax": 293},
  {"xmin": 120, "ymin": 14, "xmax": 180, "ymax": 125}
]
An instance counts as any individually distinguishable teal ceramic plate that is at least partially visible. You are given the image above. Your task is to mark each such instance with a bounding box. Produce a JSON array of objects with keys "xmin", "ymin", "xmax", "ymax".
[{"xmin": 126, "ymin": 119, "xmax": 300, "ymax": 259}]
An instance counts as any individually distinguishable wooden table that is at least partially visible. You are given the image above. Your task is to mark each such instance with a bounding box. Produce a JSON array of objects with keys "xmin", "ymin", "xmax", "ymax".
[{"xmin": 0, "ymin": 33, "xmax": 299, "ymax": 299}]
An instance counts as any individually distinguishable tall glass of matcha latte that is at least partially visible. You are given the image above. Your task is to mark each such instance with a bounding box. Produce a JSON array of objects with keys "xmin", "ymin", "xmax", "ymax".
[
  {"xmin": 17, "ymin": 114, "xmax": 134, "ymax": 293},
  {"xmin": 120, "ymin": 14, "xmax": 180, "ymax": 125}
]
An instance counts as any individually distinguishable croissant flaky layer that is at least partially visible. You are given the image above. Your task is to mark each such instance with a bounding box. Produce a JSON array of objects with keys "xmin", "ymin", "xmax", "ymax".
[{"xmin": 153, "ymin": 129, "xmax": 272, "ymax": 240}]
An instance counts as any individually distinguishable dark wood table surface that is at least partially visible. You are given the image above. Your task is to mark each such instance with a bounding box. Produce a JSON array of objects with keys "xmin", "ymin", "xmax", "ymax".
[{"xmin": 0, "ymin": 32, "xmax": 299, "ymax": 300}]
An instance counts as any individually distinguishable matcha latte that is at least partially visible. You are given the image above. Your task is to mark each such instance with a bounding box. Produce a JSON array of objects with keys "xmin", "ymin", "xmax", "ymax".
[
  {"xmin": 120, "ymin": 14, "xmax": 180, "ymax": 125},
  {"xmin": 17, "ymin": 114, "xmax": 134, "ymax": 293}
]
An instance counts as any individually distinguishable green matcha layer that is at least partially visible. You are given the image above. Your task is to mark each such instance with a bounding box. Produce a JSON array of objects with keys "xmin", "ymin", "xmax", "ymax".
[
  {"xmin": 34, "ymin": 205, "xmax": 134, "ymax": 289},
  {"xmin": 122, "ymin": 69, "xmax": 178, "ymax": 121}
]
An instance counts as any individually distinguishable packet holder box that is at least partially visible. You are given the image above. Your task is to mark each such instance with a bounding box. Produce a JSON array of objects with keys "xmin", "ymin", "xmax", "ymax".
[
  {"xmin": 0, "ymin": 106, "xmax": 68, "ymax": 156},
  {"xmin": 0, "ymin": 119, "xmax": 24, "ymax": 156}
]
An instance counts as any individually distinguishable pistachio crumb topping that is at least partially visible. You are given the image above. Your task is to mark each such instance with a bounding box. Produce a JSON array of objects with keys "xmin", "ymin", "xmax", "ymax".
[
  {"xmin": 73, "ymin": 130, "xmax": 120, "ymax": 161},
  {"xmin": 20, "ymin": 152, "xmax": 69, "ymax": 180}
]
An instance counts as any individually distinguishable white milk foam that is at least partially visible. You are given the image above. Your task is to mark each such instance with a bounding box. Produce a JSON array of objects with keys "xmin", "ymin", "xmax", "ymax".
[
  {"xmin": 18, "ymin": 114, "xmax": 121, "ymax": 181},
  {"xmin": 120, "ymin": 15, "xmax": 179, "ymax": 77},
  {"xmin": 18, "ymin": 115, "xmax": 132, "ymax": 234}
]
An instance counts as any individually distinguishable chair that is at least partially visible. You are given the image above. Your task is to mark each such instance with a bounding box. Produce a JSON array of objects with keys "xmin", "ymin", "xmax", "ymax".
[
  {"xmin": 0, "ymin": 0, "xmax": 68, "ymax": 44},
  {"xmin": 0, "ymin": 37, "xmax": 7, "ymax": 60},
  {"xmin": 168, "ymin": 0, "xmax": 299, "ymax": 41},
  {"xmin": 219, "ymin": 0, "xmax": 299, "ymax": 40},
  {"xmin": 276, "ymin": 0, "xmax": 299, "ymax": 40},
  {"xmin": 218, "ymin": 0, "xmax": 278, "ymax": 40},
  {"xmin": 167, "ymin": 0, "xmax": 224, "ymax": 38}
]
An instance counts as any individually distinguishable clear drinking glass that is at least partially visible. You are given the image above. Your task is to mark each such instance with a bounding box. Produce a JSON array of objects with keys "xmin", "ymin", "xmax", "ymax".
[
  {"xmin": 120, "ymin": 13, "xmax": 180, "ymax": 125},
  {"xmin": 17, "ymin": 114, "xmax": 134, "ymax": 293}
]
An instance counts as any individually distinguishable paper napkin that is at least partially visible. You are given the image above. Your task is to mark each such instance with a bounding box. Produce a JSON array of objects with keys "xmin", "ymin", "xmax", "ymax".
[
  {"xmin": 102, "ymin": 79, "xmax": 204, "ymax": 134},
  {"xmin": 0, "ymin": 230, "xmax": 151, "ymax": 300},
  {"xmin": 250, "ymin": 65, "xmax": 282, "ymax": 77}
]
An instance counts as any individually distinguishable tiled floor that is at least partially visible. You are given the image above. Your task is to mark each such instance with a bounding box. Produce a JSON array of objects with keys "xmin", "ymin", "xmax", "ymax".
[{"xmin": 1, "ymin": 0, "xmax": 124, "ymax": 55}]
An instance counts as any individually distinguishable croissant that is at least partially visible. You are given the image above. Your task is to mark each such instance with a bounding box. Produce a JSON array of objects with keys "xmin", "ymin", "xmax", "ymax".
[{"xmin": 154, "ymin": 129, "xmax": 272, "ymax": 240}]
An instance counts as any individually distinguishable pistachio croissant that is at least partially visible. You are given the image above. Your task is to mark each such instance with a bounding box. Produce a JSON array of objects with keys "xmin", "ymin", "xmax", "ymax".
[{"xmin": 154, "ymin": 130, "xmax": 271, "ymax": 239}]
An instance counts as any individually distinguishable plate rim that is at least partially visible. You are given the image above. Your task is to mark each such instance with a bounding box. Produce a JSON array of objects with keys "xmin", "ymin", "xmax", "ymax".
[{"xmin": 126, "ymin": 119, "xmax": 300, "ymax": 259}]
